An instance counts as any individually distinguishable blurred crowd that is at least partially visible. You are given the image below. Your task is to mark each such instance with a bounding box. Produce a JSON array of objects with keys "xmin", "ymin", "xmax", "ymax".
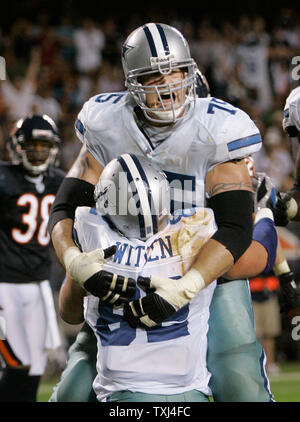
[{"xmin": 0, "ymin": 8, "xmax": 299, "ymax": 191}]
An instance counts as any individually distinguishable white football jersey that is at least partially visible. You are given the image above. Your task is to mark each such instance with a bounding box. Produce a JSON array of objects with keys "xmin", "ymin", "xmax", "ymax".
[
  {"xmin": 74, "ymin": 206, "xmax": 217, "ymax": 401},
  {"xmin": 284, "ymin": 86, "xmax": 300, "ymax": 132},
  {"xmin": 75, "ymin": 92, "xmax": 262, "ymax": 211}
]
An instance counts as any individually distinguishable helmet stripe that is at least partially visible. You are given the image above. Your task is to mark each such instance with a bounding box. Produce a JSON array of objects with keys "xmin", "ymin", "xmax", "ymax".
[
  {"xmin": 143, "ymin": 25, "xmax": 158, "ymax": 57},
  {"xmin": 125, "ymin": 154, "xmax": 156, "ymax": 237},
  {"xmin": 156, "ymin": 24, "xmax": 170, "ymax": 55},
  {"xmin": 118, "ymin": 154, "xmax": 154, "ymax": 239},
  {"xmin": 129, "ymin": 154, "xmax": 158, "ymax": 235},
  {"xmin": 118, "ymin": 155, "xmax": 146, "ymax": 239},
  {"xmin": 143, "ymin": 23, "xmax": 170, "ymax": 58}
]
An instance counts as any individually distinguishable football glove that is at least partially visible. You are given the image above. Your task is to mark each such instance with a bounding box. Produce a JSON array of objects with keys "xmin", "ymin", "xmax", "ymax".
[
  {"xmin": 84, "ymin": 269, "xmax": 136, "ymax": 306},
  {"xmin": 282, "ymin": 115, "xmax": 299, "ymax": 138},
  {"xmin": 273, "ymin": 192, "xmax": 298, "ymax": 226},
  {"xmin": 124, "ymin": 269, "xmax": 205, "ymax": 328},
  {"xmin": 252, "ymin": 172, "xmax": 277, "ymax": 213},
  {"xmin": 63, "ymin": 245, "xmax": 136, "ymax": 304},
  {"xmin": 277, "ymin": 271, "xmax": 300, "ymax": 314},
  {"xmin": 283, "ymin": 108, "xmax": 300, "ymax": 138}
]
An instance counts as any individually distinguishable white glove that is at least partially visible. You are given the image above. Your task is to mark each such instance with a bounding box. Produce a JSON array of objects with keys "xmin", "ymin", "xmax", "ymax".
[
  {"xmin": 63, "ymin": 246, "xmax": 109, "ymax": 286},
  {"xmin": 124, "ymin": 268, "xmax": 206, "ymax": 328},
  {"xmin": 144, "ymin": 269, "xmax": 206, "ymax": 311}
]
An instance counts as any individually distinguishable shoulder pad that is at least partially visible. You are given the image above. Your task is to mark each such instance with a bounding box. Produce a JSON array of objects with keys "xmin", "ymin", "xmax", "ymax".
[{"xmin": 195, "ymin": 97, "xmax": 262, "ymax": 167}]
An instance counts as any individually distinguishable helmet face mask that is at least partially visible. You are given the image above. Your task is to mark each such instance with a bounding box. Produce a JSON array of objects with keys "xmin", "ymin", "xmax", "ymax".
[
  {"xmin": 94, "ymin": 154, "xmax": 171, "ymax": 240},
  {"xmin": 20, "ymin": 139, "xmax": 59, "ymax": 176},
  {"xmin": 9, "ymin": 114, "xmax": 61, "ymax": 176},
  {"xmin": 122, "ymin": 23, "xmax": 197, "ymax": 124}
]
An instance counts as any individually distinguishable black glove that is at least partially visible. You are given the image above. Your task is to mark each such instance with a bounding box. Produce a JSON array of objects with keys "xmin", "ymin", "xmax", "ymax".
[
  {"xmin": 272, "ymin": 192, "xmax": 291, "ymax": 227},
  {"xmin": 123, "ymin": 276, "xmax": 177, "ymax": 328},
  {"xmin": 278, "ymin": 271, "xmax": 300, "ymax": 314},
  {"xmin": 83, "ymin": 246, "xmax": 136, "ymax": 306}
]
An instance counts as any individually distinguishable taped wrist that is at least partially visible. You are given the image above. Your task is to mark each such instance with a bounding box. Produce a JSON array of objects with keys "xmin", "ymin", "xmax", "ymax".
[
  {"xmin": 63, "ymin": 246, "xmax": 104, "ymax": 285},
  {"xmin": 207, "ymin": 190, "xmax": 254, "ymax": 262},
  {"xmin": 48, "ymin": 177, "xmax": 95, "ymax": 234},
  {"xmin": 273, "ymin": 260, "xmax": 290, "ymax": 277},
  {"xmin": 179, "ymin": 268, "xmax": 206, "ymax": 305},
  {"xmin": 152, "ymin": 268, "xmax": 206, "ymax": 310}
]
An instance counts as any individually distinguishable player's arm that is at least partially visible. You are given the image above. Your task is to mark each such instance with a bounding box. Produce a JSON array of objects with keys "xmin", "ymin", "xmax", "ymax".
[
  {"xmin": 191, "ymin": 159, "xmax": 254, "ymax": 281},
  {"xmin": 49, "ymin": 145, "xmax": 103, "ymax": 268},
  {"xmin": 225, "ymin": 204, "xmax": 278, "ymax": 279},
  {"xmin": 124, "ymin": 159, "xmax": 255, "ymax": 328},
  {"xmin": 59, "ymin": 275, "xmax": 86, "ymax": 325},
  {"xmin": 224, "ymin": 171, "xmax": 279, "ymax": 279},
  {"xmin": 225, "ymin": 243, "xmax": 268, "ymax": 279},
  {"xmin": 49, "ymin": 146, "xmax": 136, "ymax": 302}
]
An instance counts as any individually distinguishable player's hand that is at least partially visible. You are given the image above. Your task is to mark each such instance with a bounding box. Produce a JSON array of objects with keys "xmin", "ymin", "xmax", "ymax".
[
  {"xmin": 84, "ymin": 270, "xmax": 137, "ymax": 306},
  {"xmin": 278, "ymin": 271, "xmax": 300, "ymax": 314},
  {"xmin": 273, "ymin": 192, "xmax": 298, "ymax": 226},
  {"xmin": 272, "ymin": 192, "xmax": 290, "ymax": 226},
  {"xmin": 64, "ymin": 245, "xmax": 136, "ymax": 304},
  {"xmin": 63, "ymin": 245, "xmax": 117, "ymax": 285},
  {"xmin": 282, "ymin": 112, "xmax": 300, "ymax": 137},
  {"xmin": 123, "ymin": 275, "xmax": 181, "ymax": 328},
  {"xmin": 253, "ymin": 172, "xmax": 277, "ymax": 213}
]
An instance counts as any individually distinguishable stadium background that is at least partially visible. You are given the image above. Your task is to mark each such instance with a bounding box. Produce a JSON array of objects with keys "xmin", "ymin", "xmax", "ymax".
[{"xmin": 0, "ymin": 0, "xmax": 300, "ymax": 401}]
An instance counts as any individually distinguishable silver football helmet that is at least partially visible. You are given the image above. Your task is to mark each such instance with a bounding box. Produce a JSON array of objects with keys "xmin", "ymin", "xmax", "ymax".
[
  {"xmin": 94, "ymin": 154, "xmax": 170, "ymax": 240},
  {"xmin": 122, "ymin": 23, "xmax": 197, "ymax": 123}
]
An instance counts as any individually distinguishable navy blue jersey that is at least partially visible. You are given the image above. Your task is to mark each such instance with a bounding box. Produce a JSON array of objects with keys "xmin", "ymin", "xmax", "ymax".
[{"xmin": 0, "ymin": 161, "xmax": 65, "ymax": 283}]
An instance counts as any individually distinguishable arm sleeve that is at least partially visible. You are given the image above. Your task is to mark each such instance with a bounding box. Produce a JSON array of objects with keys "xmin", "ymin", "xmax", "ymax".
[
  {"xmin": 48, "ymin": 177, "xmax": 95, "ymax": 234},
  {"xmin": 207, "ymin": 190, "xmax": 254, "ymax": 262}
]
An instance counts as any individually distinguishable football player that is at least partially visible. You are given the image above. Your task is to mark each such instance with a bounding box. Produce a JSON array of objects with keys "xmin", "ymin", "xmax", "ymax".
[
  {"xmin": 266, "ymin": 87, "xmax": 300, "ymax": 314},
  {"xmin": 275, "ymin": 85, "xmax": 300, "ymax": 224},
  {"xmin": 0, "ymin": 115, "xmax": 65, "ymax": 402},
  {"xmin": 48, "ymin": 23, "xmax": 274, "ymax": 402},
  {"xmin": 58, "ymin": 154, "xmax": 277, "ymax": 402}
]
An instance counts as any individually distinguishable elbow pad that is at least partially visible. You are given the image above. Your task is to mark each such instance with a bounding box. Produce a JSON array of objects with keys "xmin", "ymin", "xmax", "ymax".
[
  {"xmin": 207, "ymin": 190, "xmax": 254, "ymax": 262},
  {"xmin": 48, "ymin": 177, "xmax": 95, "ymax": 235}
]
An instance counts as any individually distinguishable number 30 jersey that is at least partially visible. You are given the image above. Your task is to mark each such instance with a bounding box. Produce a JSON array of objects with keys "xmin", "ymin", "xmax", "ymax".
[
  {"xmin": 75, "ymin": 92, "xmax": 262, "ymax": 211},
  {"xmin": 74, "ymin": 206, "xmax": 217, "ymax": 400},
  {"xmin": 0, "ymin": 162, "xmax": 65, "ymax": 283}
]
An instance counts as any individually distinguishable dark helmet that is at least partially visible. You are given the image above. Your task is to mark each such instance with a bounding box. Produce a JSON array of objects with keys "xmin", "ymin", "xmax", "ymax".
[{"xmin": 8, "ymin": 114, "xmax": 61, "ymax": 175}]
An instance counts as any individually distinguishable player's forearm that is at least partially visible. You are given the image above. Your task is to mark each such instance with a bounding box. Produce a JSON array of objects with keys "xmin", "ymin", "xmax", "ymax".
[
  {"xmin": 51, "ymin": 218, "xmax": 76, "ymax": 267},
  {"xmin": 225, "ymin": 208, "xmax": 278, "ymax": 279},
  {"xmin": 191, "ymin": 238, "xmax": 234, "ymax": 286},
  {"xmin": 224, "ymin": 240, "xmax": 267, "ymax": 279},
  {"xmin": 59, "ymin": 275, "xmax": 85, "ymax": 324}
]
